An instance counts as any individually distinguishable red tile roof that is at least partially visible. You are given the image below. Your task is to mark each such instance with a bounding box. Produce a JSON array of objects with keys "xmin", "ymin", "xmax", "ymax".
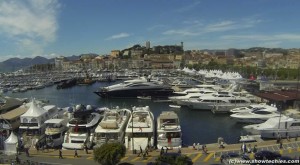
[{"xmin": 255, "ymin": 90, "xmax": 300, "ymax": 102}]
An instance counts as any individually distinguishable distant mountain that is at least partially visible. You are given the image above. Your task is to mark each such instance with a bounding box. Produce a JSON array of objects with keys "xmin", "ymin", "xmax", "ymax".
[
  {"xmin": 0, "ymin": 56, "xmax": 52, "ymax": 72},
  {"xmin": 0, "ymin": 54, "xmax": 94, "ymax": 72}
]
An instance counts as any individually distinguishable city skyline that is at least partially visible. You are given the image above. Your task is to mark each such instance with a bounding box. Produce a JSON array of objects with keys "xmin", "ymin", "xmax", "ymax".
[{"xmin": 0, "ymin": 0, "xmax": 300, "ymax": 61}]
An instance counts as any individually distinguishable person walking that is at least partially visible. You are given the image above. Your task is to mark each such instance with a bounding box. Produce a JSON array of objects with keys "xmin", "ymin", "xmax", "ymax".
[
  {"xmin": 74, "ymin": 149, "xmax": 78, "ymax": 157},
  {"xmin": 241, "ymin": 143, "xmax": 247, "ymax": 154},
  {"xmin": 247, "ymin": 144, "xmax": 252, "ymax": 153},
  {"xmin": 202, "ymin": 145, "xmax": 208, "ymax": 154},
  {"xmin": 137, "ymin": 146, "xmax": 143, "ymax": 157},
  {"xmin": 165, "ymin": 146, "xmax": 169, "ymax": 153},
  {"xmin": 59, "ymin": 149, "xmax": 63, "ymax": 159},
  {"xmin": 35, "ymin": 143, "xmax": 39, "ymax": 153},
  {"xmin": 193, "ymin": 143, "xmax": 196, "ymax": 150},
  {"xmin": 253, "ymin": 145, "xmax": 257, "ymax": 153},
  {"xmin": 197, "ymin": 143, "xmax": 201, "ymax": 151},
  {"xmin": 15, "ymin": 155, "xmax": 20, "ymax": 164},
  {"xmin": 219, "ymin": 141, "xmax": 225, "ymax": 149},
  {"xmin": 279, "ymin": 140, "xmax": 283, "ymax": 149},
  {"xmin": 160, "ymin": 147, "xmax": 164, "ymax": 156},
  {"xmin": 145, "ymin": 147, "xmax": 149, "ymax": 156},
  {"xmin": 177, "ymin": 147, "xmax": 181, "ymax": 154},
  {"xmin": 25, "ymin": 148, "xmax": 29, "ymax": 157},
  {"xmin": 84, "ymin": 144, "xmax": 89, "ymax": 154}
]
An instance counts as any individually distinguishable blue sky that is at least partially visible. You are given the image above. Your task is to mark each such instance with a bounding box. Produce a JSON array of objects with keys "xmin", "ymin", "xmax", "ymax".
[{"xmin": 0, "ymin": 0, "xmax": 300, "ymax": 61}]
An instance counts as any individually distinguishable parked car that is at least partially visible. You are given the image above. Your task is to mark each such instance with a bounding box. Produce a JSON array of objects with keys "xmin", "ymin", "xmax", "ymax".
[{"xmin": 254, "ymin": 150, "xmax": 281, "ymax": 160}]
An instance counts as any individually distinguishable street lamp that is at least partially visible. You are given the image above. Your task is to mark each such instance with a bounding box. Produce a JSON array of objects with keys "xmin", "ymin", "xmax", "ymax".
[{"xmin": 131, "ymin": 107, "xmax": 134, "ymax": 154}]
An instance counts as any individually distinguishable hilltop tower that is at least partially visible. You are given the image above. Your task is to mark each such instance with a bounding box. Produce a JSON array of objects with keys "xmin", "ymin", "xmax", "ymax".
[
  {"xmin": 181, "ymin": 41, "xmax": 184, "ymax": 51},
  {"xmin": 146, "ymin": 41, "xmax": 150, "ymax": 49}
]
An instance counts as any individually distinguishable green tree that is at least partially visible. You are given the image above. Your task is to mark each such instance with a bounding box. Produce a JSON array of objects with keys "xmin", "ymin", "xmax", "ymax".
[
  {"xmin": 93, "ymin": 142, "xmax": 126, "ymax": 165},
  {"xmin": 154, "ymin": 154, "xmax": 193, "ymax": 165}
]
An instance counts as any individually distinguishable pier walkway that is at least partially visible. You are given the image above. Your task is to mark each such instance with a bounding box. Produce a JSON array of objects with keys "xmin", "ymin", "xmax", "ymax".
[{"xmin": 1, "ymin": 138, "xmax": 300, "ymax": 164}]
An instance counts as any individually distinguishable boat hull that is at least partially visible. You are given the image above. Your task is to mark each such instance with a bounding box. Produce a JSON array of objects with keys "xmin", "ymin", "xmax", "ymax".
[
  {"xmin": 95, "ymin": 88, "xmax": 174, "ymax": 98},
  {"xmin": 261, "ymin": 129, "xmax": 300, "ymax": 139}
]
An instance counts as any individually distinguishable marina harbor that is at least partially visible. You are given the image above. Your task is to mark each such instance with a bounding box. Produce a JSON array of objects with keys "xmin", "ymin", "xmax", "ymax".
[{"xmin": 0, "ymin": 68, "xmax": 300, "ymax": 165}]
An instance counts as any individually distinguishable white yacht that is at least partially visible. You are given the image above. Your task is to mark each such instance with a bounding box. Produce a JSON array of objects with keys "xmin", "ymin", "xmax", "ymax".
[
  {"xmin": 93, "ymin": 107, "xmax": 131, "ymax": 148},
  {"xmin": 157, "ymin": 111, "xmax": 182, "ymax": 149},
  {"xmin": 45, "ymin": 119, "xmax": 68, "ymax": 148},
  {"xmin": 19, "ymin": 99, "xmax": 64, "ymax": 148},
  {"xmin": 172, "ymin": 88, "xmax": 206, "ymax": 96},
  {"xmin": 62, "ymin": 105, "xmax": 103, "ymax": 149},
  {"xmin": 230, "ymin": 108, "xmax": 281, "ymax": 124},
  {"xmin": 169, "ymin": 89, "xmax": 215, "ymax": 105},
  {"xmin": 125, "ymin": 106, "xmax": 154, "ymax": 151},
  {"xmin": 183, "ymin": 92, "xmax": 252, "ymax": 110},
  {"xmin": 243, "ymin": 116, "xmax": 300, "ymax": 138},
  {"xmin": 230, "ymin": 104, "xmax": 277, "ymax": 113}
]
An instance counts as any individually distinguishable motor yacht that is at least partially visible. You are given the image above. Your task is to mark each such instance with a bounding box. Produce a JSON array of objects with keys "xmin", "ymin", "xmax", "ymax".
[
  {"xmin": 243, "ymin": 116, "xmax": 300, "ymax": 138},
  {"xmin": 230, "ymin": 108, "xmax": 281, "ymax": 124},
  {"xmin": 125, "ymin": 106, "xmax": 154, "ymax": 151},
  {"xmin": 183, "ymin": 92, "xmax": 252, "ymax": 110},
  {"xmin": 62, "ymin": 104, "xmax": 103, "ymax": 149},
  {"xmin": 212, "ymin": 103, "xmax": 273, "ymax": 114},
  {"xmin": 93, "ymin": 107, "xmax": 131, "ymax": 148},
  {"xmin": 157, "ymin": 111, "xmax": 182, "ymax": 149},
  {"xmin": 94, "ymin": 77, "xmax": 174, "ymax": 98},
  {"xmin": 45, "ymin": 118, "xmax": 68, "ymax": 148},
  {"xmin": 168, "ymin": 89, "xmax": 215, "ymax": 105}
]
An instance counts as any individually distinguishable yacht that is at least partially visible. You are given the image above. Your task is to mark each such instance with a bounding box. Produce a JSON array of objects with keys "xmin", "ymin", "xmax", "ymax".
[
  {"xmin": 94, "ymin": 77, "xmax": 174, "ymax": 98},
  {"xmin": 45, "ymin": 118, "xmax": 68, "ymax": 148},
  {"xmin": 183, "ymin": 92, "xmax": 252, "ymax": 110},
  {"xmin": 211, "ymin": 102, "xmax": 268, "ymax": 114},
  {"xmin": 157, "ymin": 111, "xmax": 182, "ymax": 149},
  {"xmin": 93, "ymin": 107, "xmax": 131, "ymax": 148},
  {"xmin": 125, "ymin": 106, "xmax": 154, "ymax": 151},
  {"xmin": 62, "ymin": 104, "xmax": 103, "ymax": 149},
  {"xmin": 19, "ymin": 99, "xmax": 65, "ymax": 148},
  {"xmin": 230, "ymin": 104, "xmax": 277, "ymax": 113},
  {"xmin": 172, "ymin": 88, "xmax": 205, "ymax": 96},
  {"xmin": 168, "ymin": 89, "xmax": 215, "ymax": 105},
  {"xmin": 243, "ymin": 116, "xmax": 300, "ymax": 138},
  {"xmin": 230, "ymin": 108, "xmax": 282, "ymax": 124}
]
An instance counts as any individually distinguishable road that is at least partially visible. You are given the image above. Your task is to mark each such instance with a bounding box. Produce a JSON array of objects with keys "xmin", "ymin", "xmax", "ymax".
[{"xmin": 1, "ymin": 140, "xmax": 300, "ymax": 165}]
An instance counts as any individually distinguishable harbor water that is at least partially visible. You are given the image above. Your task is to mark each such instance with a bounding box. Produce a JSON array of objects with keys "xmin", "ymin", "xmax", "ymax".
[{"xmin": 6, "ymin": 81, "xmax": 245, "ymax": 146}]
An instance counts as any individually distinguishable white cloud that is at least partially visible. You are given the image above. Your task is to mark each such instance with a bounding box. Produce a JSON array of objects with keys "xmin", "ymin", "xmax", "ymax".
[
  {"xmin": 106, "ymin": 33, "xmax": 131, "ymax": 40},
  {"xmin": 0, "ymin": 0, "xmax": 60, "ymax": 55},
  {"xmin": 221, "ymin": 33, "xmax": 300, "ymax": 41},
  {"xmin": 220, "ymin": 33, "xmax": 300, "ymax": 48},
  {"xmin": 175, "ymin": 1, "xmax": 201, "ymax": 13},
  {"xmin": 162, "ymin": 18, "xmax": 261, "ymax": 37}
]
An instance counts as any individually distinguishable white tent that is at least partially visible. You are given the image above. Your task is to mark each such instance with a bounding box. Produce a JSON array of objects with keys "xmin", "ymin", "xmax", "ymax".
[
  {"xmin": 20, "ymin": 99, "xmax": 48, "ymax": 130},
  {"xmin": 21, "ymin": 99, "xmax": 47, "ymax": 117},
  {"xmin": 4, "ymin": 131, "xmax": 18, "ymax": 155}
]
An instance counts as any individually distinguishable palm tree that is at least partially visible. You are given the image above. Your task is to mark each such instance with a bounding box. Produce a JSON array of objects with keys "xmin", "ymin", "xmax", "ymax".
[{"xmin": 93, "ymin": 142, "xmax": 126, "ymax": 165}]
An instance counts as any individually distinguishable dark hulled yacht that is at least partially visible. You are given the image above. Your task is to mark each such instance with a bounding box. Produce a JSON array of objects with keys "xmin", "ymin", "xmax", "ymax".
[{"xmin": 94, "ymin": 77, "xmax": 174, "ymax": 99}]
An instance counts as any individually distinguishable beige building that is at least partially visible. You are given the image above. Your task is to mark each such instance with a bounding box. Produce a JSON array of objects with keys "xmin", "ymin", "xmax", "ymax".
[{"xmin": 110, "ymin": 50, "xmax": 120, "ymax": 58}]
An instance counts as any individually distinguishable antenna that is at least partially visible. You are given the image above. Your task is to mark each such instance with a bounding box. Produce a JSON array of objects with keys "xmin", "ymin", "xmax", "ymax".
[{"xmin": 262, "ymin": 50, "xmax": 267, "ymax": 59}]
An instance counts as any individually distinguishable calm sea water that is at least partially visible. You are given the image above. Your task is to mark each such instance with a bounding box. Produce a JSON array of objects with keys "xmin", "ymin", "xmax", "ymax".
[{"xmin": 6, "ymin": 81, "xmax": 245, "ymax": 146}]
